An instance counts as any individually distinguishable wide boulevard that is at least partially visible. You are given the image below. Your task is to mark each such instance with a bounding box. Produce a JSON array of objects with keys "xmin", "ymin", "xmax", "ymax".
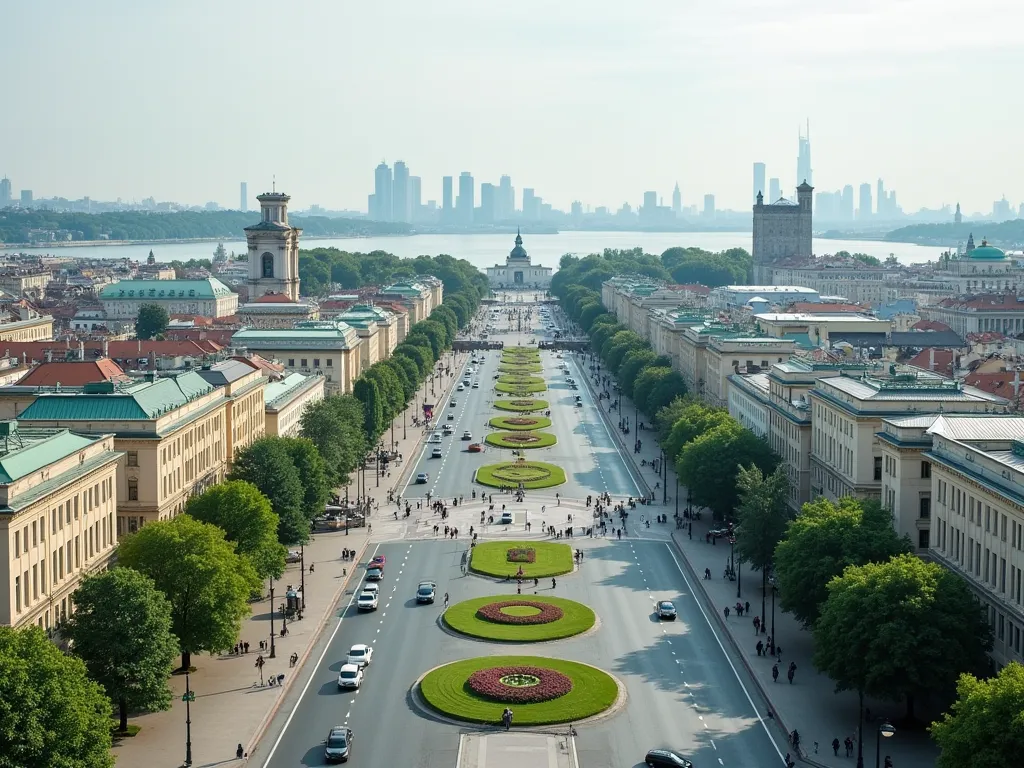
[{"xmin": 248, "ymin": 299, "xmax": 788, "ymax": 768}]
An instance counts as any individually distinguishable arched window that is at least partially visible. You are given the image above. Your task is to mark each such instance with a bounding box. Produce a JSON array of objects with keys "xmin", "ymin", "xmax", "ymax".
[{"xmin": 261, "ymin": 252, "xmax": 274, "ymax": 278}]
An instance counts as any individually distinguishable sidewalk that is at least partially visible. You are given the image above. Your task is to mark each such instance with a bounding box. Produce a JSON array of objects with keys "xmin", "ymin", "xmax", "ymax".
[
  {"xmin": 111, "ymin": 355, "xmax": 471, "ymax": 768},
  {"xmin": 590, "ymin": 355, "xmax": 940, "ymax": 768}
]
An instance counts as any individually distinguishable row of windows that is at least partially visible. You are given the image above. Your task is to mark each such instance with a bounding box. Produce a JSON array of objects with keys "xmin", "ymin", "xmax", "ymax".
[
  {"xmin": 288, "ymin": 357, "xmax": 334, "ymax": 368},
  {"xmin": 938, "ymin": 480, "xmax": 1024, "ymax": 549},
  {"xmin": 13, "ymin": 477, "xmax": 114, "ymax": 558}
]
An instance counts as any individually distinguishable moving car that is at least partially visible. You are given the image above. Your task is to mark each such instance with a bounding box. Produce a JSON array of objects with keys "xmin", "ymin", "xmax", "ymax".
[
  {"xmin": 658, "ymin": 601, "xmax": 677, "ymax": 620},
  {"xmin": 468, "ymin": 443, "xmax": 483, "ymax": 453},
  {"xmin": 416, "ymin": 581, "xmax": 437, "ymax": 603},
  {"xmin": 429, "ymin": 433, "xmax": 442, "ymax": 443},
  {"xmin": 462, "ymin": 430, "xmax": 472, "ymax": 440},
  {"xmin": 472, "ymin": 381, "xmax": 480, "ymax": 388},
  {"xmin": 644, "ymin": 749, "xmax": 693, "ymax": 767},
  {"xmin": 346, "ymin": 643, "xmax": 374, "ymax": 666},
  {"xmin": 324, "ymin": 726, "xmax": 352, "ymax": 763},
  {"xmin": 370, "ymin": 555, "xmax": 386, "ymax": 567},
  {"xmin": 416, "ymin": 472, "xmax": 429, "ymax": 483},
  {"xmin": 361, "ymin": 583, "xmax": 379, "ymax": 597},
  {"xmin": 500, "ymin": 510, "xmax": 513, "ymax": 524},
  {"xmin": 448, "ymin": 412, "xmax": 456, "ymax": 420},
  {"xmin": 337, "ymin": 663, "xmax": 363, "ymax": 689},
  {"xmin": 442, "ymin": 424, "xmax": 453, "ymax": 435},
  {"xmin": 457, "ymin": 384, "xmax": 465, "ymax": 391},
  {"xmin": 357, "ymin": 591, "xmax": 378, "ymax": 611},
  {"xmin": 450, "ymin": 399, "xmax": 457, "ymax": 407},
  {"xmin": 285, "ymin": 550, "xmax": 302, "ymax": 563},
  {"xmin": 366, "ymin": 567, "xmax": 383, "ymax": 581},
  {"xmin": 431, "ymin": 446, "xmax": 443, "ymax": 458}
]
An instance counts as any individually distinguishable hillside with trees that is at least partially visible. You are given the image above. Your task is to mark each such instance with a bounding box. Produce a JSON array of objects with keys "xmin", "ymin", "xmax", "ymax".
[{"xmin": 886, "ymin": 220, "xmax": 1024, "ymax": 247}]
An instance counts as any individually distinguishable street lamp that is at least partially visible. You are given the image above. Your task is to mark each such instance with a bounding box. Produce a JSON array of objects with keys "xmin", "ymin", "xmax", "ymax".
[
  {"xmin": 661, "ymin": 449, "xmax": 667, "ymax": 504},
  {"xmin": 183, "ymin": 671, "xmax": 195, "ymax": 766},
  {"xmin": 875, "ymin": 722, "xmax": 894, "ymax": 768},
  {"xmin": 768, "ymin": 575, "xmax": 777, "ymax": 651},
  {"xmin": 674, "ymin": 474, "xmax": 679, "ymax": 517},
  {"xmin": 268, "ymin": 578, "xmax": 276, "ymax": 659}
]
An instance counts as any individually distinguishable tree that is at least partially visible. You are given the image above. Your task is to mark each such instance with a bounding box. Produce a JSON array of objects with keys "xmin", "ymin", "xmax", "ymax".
[
  {"xmin": 734, "ymin": 464, "xmax": 791, "ymax": 621},
  {"xmin": 655, "ymin": 396, "xmax": 692, "ymax": 443},
  {"xmin": 930, "ymin": 663, "xmax": 1024, "ymax": 768},
  {"xmin": 677, "ymin": 420, "xmax": 778, "ymax": 520},
  {"xmin": 300, "ymin": 395, "xmax": 367, "ymax": 487},
  {"xmin": 637, "ymin": 368, "xmax": 686, "ymax": 418},
  {"xmin": 65, "ymin": 569, "xmax": 179, "ymax": 732},
  {"xmin": 618, "ymin": 349, "xmax": 657, "ymax": 398},
  {"xmin": 230, "ymin": 438, "xmax": 307, "ymax": 546},
  {"xmin": 354, "ymin": 377, "xmax": 386, "ymax": 441},
  {"xmin": 136, "ymin": 303, "xmax": 169, "ymax": 340},
  {"xmin": 186, "ymin": 480, "xmax": 285, "ymax": 580},
  {"xmin": 663, "ymin": 403, "xmax": 730, "ymax": 464},
  {"xmin": 773, "ymin": 497, "xmax": 912, "ymax": 629},
  {"xmin": 117, "ymin": 516, "xmax": 256, "ymax": 670},
  {"xmin": 0, "ymin": 625, "xmax": 114, "ymax": 768},
  {"xmin": 282, "ymin": 437, "xmax": 332, "ymax": 525},
  {"xmin": 814, "ymin": 554, "xmax": 992, "ymax": 721}
]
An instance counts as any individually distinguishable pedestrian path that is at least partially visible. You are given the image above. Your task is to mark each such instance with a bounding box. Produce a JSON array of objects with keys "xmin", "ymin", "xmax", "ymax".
[{"xmin": 594, "ymin": 360, "xmax": 940, "ymax": 768}]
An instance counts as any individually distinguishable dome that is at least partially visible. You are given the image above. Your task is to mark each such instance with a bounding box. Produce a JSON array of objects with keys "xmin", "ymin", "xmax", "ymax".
[
  {"xmin": 509, "ymin": 230, "xmax": 528, "ymax": 260},
  {"xmin": 969, "ymin": 240, "xmax": 1006, "ymax": 260}
]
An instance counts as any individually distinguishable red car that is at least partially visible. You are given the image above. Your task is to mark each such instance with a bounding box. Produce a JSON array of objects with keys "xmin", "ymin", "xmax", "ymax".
[
  {"xmin": 468, "ymin": 443, "xmax": 484, "ymax": 453},
  {"xmin": 370, "ymin": 555, "xmax": 386, "ymax": 568}
]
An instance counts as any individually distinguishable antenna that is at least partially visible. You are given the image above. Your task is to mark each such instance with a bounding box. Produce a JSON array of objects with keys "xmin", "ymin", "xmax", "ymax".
[{"xmin": 272, "ymin": 175, "xmax": 276, "ymax": 193}]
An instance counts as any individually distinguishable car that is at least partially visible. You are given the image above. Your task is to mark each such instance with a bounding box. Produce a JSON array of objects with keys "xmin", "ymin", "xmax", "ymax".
[
  {"xmin": 462, "ymin": 430, "xmax": 472, "ymax": 440},
  {"xmin": 644, "ymin": 749, "xmax": 693, "ymax": 767},
  {"xmin": 431, "ymin": 446, "xmax": 443, "ymax": 458},
  {"xmin": 357, "ymin": 591, "xmax": 379, "ymax": 611},
  {"xmin": 337, "ymin": 663, "xmax": 363, "ymax": 689},
  {"xmin": 442, "ymin": 424, "xmax": 453, "ymax": 434},
  {"xmin": 500, "ymin": 510, "xmax": 513, "ymax": 524},
  {"xmin": 361, "ymin": 583, "xmax": 379, "ymax": 597},
  {"xmin": 324, "ymin": 726, "xmax": 353, "ymax": 763},
  {"xmin": 346, "ymin": 643, "xmax": 373, "ymax": 667},
  {"xmin": 416, "ymin": 472, "xmax": 429, "ymax": 483},
  {"xmin": 429, "ymin": 433, "xmax": 442, "ymax": 443},
  {"xmin": 658, "ymin": 601, "xmax": 677, "ymax": 620},
  {"xmin": 457, "ymin": 384, "xmax": 465, "ymax": 391},
  {"xmin": 416, "ymin": 581, "xmax": 437, "ymax": 603},
  {"xmin": 448, "ymin": 412, "xmax": 455, "ymax": 420},
  {"xmin": 468, "ymin": 443, "xmax": 483, "ymax": 453},
  {"xmin": 472, "ymin": 381, "xmax": 480, "ymax": 388},
  {"xmin": 370, "ymin": 555, "xmax": 386, "ymax": 567},
  {"xmin": 450, "ymin": 399, "xmax": 457, "ymax": 407},
  {"xmin": 366, "ymin": 567, "xmax": 383, "ymax": 581},
  {"xmin": 285, "ymin": 550, "xmax": 302, "ymax": 563}
]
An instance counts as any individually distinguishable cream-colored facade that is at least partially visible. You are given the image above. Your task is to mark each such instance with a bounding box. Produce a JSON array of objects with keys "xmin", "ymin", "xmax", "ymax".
[
  {"xmin": 0, "ymin": 271, "xmax": 51, "ymax": 298},
  {"xmin": 754, "ymin": 313, "xmax": 892, "ymax": 345},
  {"xmin": 0, "ymin": 313, "xmax": 54, "ymax": 342},
  {"xmin": 265, "ymin": 373, "xmax": 325, "ymax": 438},
  {"xmin": 1, "ymin": 426, "xmax": 120, "ymax": 631},
  {"xmin": 197, "ymin": 360, "xmax": 267, "ymax": 462},
  {"xmin": 763, "ymin": 263, "xmax": 899, "ymax": 304},
  {"xmin": 99, "ymin": 278, "xmax": 239, "ymax": 320},
  {"xmin": 703, "ymin": 336, "xmax": 796, "ymax": 408},
  {"xmin": 926, "ymin": 416, "xmax": 1024, "ymax": 668},
  {"xmin": 726, "ymin": 373, "xmax": 770, "ymax": 437},
  {"xmin": 878, "ymin": 415, "xmax": 940, "ymax": 552},
  {"xmin": 378, "ymin": 280, "xmax": 440, "ymax": 326}
]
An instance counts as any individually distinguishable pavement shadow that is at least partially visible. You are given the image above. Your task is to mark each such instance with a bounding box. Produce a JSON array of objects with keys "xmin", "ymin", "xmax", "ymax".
[{"xmin": 582, "ymin": 541, "xmax": 683, "ymax": 593}]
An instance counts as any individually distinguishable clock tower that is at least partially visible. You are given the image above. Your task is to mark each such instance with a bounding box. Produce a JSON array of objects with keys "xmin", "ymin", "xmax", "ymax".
[{"xmin": 244, "ymin": 191, "xmax": 301, "ymax": 301}]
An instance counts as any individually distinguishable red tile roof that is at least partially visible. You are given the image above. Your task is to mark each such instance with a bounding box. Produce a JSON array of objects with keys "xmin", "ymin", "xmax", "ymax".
[
  {"xmin": 0, "ymin": 339, "xmax": 222, "ymax": 364},
  {"xmin": 164, "ymin": 329, "xmax": 237, "ymax": 347},
  {"xmin": 789, "ymin": 302, "xmax": 867, "ymax": 314},
  {"xmin": 907, "ymin": 348, "xmax": 956, "ymax": 376},
  {"xmin": 235, "ymin": 354, "xmax": 284, "ymax": 376},
  {"xmin": 966, "ymin": 331, "xmax": 1008, "ymax": 343},
  {"xmin": 912, "ymin": 320, "xmax": 952, "ymax": 332},
  {"xmin": 937, "ymin": 293, "xmax": 1024, "ymax": 311},
  {"xmin": 251, "ymin": 293, "xmax": 296, "ymax": 304},
  {"xmin": 17, "ymin": 358, "xmax": 129, "ymax": 387},
  {"xmin": 963, "ymin": 371, "xmax": 1022, "ymax": 402}
]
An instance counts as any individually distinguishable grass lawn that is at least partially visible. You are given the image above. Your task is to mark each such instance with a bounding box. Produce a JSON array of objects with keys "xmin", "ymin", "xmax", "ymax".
[
  {"xmin": 419, "ymin": 655, "xmax": 617, "ymax": 726},
  {"xmin": 498, "ymin": 363, "xmax": 543, "ymax": 373},
  {"xmin": 495, "ymin": 381, "xmax": 547, "ymax": 394},
  {"xmin": 493, "ymin": 399, "xmax": 549, "ymax": 413},
  {"xmin": 485, "ymin": 431, "xmax": 557, "ymax": 449},
  {"xmin": 443, "ymin": 595, "xmax": 596, "ymax": 641},
  {"xmin": 476, "ymin": 461, "xmax": 566, "ymax": 490},
  {"xmin": 489, "ymin": 416, "xmax": 553, "ymax": 431},
  {"xmin": 470, "ymin": 540, "xmax": 574, "ymax": 578}
]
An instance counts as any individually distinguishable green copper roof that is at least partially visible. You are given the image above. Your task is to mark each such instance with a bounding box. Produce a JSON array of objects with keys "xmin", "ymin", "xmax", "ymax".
[
  {"xmin": 0, "ymin": 428, "xmax": 103, "ymax": 485},
  {"xmin": 18, "ymin": 372, "xmax": 215, "ymax": 422},
  {"xmin": 99, "ymin": 278, "xmax": 235, "ymax": 300},
  {"xmin": 265, "ymin": 373, "xmax": 320, "ymax": 408},
  {"xmin": 381, "ymin": 282, "xmax": 427, "ymax": 296},
  {"xmin": 233, "ymin": 320, "xmax": 357, "ymax": 349},
  {"xmin": 970, "ymin": 242, "xmax": 1006, "ymax": 260}
]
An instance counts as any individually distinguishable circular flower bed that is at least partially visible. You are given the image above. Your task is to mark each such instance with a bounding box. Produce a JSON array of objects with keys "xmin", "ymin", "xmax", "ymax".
[
  {"xmin": 485, "ymin": 431, "xmax": 557, "ymax": 449},
  {"xmin": 493, "ymin": 399, "xmax": 549, "ymax": 413},
  {"xmin": 466, "ymin": 665, "xmax": 573, "ymax": 703},
  {"xmin": 466, "ymin": 542, "xmax": 575, "ymax": 580},
  {"xmin": 489, "ymin": 415, "xmax": 552, "ymax": 431},
  {"xmin": 477, "ymin": 600, "xmax": 565, "ymax": 625},
  {"xmin": 477, "ymin": 460, "xmax": 565, "ymax": 489},
  {"xmin": 419, "ymin": 656, "xmax": 618, "ymax": 726}
]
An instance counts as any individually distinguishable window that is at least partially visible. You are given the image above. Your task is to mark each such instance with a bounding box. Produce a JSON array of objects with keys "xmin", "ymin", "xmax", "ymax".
[
  {"xmin": 921, "ymin": 461, "xmax": 931, "ymax": 478},
  {"xmin": 326, "ymin": 358, "xmax": 333, "ymax": 367},
  {"xmin": 127, "ymin": 451, "xmax": 139, "ymax": 467},
  {"xmin": 262, "ymin": 252, "xmax": 274, "ymax": 278},
  {"xmin": 313, "ymin": 358, "xmax": 320, "ymax": 367},
  {"xmin": 14, "ymin": 576, "xmax": 20, "ymax": 612},
  {"xmin": 919, "ymin": 497, "xmax": 931, "ymax": 518},
  {"xmin": 301, "ymin": 358, "xmax": 308, "ymax": 367},
  {"xmin": 14, "ymin": 529, "xmax": 19, "ymax": 557},
  {"xmin": 128, "ymin": 479, "xmax": 139, "ymax": 501},
  {"xmin": 288, "ymin": 359, "xmax": 295, "ymax": 367},
  {"xmin": 874, "ymin": 456, "xmax": 882, "ymax": 481}
]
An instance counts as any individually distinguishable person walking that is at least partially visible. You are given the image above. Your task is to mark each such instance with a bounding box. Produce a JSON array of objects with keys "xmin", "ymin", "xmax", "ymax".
[
  {"xmin": 772, "ymin": 663, "xmax": 779, "ymax": 683},
  {"xmin": 831, "ymin": 738, "xmax": 840, "ymax": 757},
  {"xmin": 756, "ymin": 640, "xmax": 764, "ymax": 657},
  {"xmin": 443, "ymin": 592, "xmax": 449, "ymax": 609},
  {"xmin": 788, "ymin": 661, "xmax": 797, "ymax": 684},
  {"xmin": 723, "ymin": 606, "xmax": 730, "ymax": 619}
]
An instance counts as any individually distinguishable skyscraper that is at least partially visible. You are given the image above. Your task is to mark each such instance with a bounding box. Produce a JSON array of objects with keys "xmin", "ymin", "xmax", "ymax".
[
  {"xmin": 498, "ymin": 175, "xmax": 514, "ymax": 220},
  {"xmin": 703, "ymin": 194, "xmax": 715, "ymax": 218},
  {"xmin": 522, "ymin": 188, "xmax": 538, "ymax": 220},
  {"xmin": 876, "ymin": 179, "xmax": 885, "ymax": 218},
  {"xmin": 409, "ymin": 176, "xmax": 422, "ymax": 221},
  {"xmin": 672, "ymin": 182, "xmax": 681, "ymax": 214},
  {"xmin": 479, "ymin": 183, "xmax": 496, "ymax": 222},
  {"xmin": 20, "ymin": 190, "xmax": 32, "ymax": 205},
  {"xmin": 842, "ymin": 185, "xmax": 855, "ymax": 220},
  {"xmin": 858, "ymin": 183, "xmax": 873, "ymax": 220},
  {"xmin": 442, "ymin": 176, "xmax": 453, "ymax": 215},
  {"xmin": 373, "ymin": 162, "xmax": 393, "ymax": 221},
  {"xmin": 753, "ymin": 163, "xmax": 766, "ymax": 204},
  {"xmin": 769, "ymin": 178, "xmax": 781, "ymax": 203},
  {"xmin": 796, "ymin": 120, "xmax": 812, "ymax": 188},
  {"xmin": 0, "ymin": 177, "xmax": 11, "ymax": 207},
  {"xmin": 392, "ymin": 161, "xmax": 410, "ymax": 223},
  {"xmin": 240, "ymin": 182, "xmax": 248, "ymax": 212},
  {"xmin": 457, "ymin": 172, "xmax": 474, "ymax": 224}
]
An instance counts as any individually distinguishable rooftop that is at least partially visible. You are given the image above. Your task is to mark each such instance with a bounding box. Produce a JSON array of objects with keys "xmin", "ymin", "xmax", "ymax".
[
  {"xmin": 756, "ymin": 313, "xmax": 886, "ymax": 323},
  {"xmin": 99, "ymin": 278, "xmax": 235, "ymax": 301},
  {"xmin": 0, "ymin": 426, "xmax": 107, "ymax": 486},
  {"xmin": 819, "ymin": 371, "xmax": 1008, "ymax": 404},
  {"xmin": 196, "ymin": 359, "xmax": 258, "ymax": 387},
  {"xmin": 264, "ymin": 372, "xmax": 322, "ymax": 409},
  {"xmin": 17, "ymin": 359, "xmax": 129, "ymax": 387},
  {"xmin": 716, "ymin": 286, "xmax": 819, "ymax": 294}
]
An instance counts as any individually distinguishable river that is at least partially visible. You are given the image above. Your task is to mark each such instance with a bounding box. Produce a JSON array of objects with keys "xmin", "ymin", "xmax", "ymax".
[{"xmin": 1, "ymin": 231, "xmax": 947, "ymax": 271}]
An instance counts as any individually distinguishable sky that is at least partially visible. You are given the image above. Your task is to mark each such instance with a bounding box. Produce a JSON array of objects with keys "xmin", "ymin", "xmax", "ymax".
[{"xmin": 3, "ymin": 0, "xmax": 1022, "ymax": 214}]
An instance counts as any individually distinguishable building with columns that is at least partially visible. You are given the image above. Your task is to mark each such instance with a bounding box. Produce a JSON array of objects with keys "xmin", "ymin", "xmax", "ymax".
[{"xmin": 486, "ymin": 231, "xmax": 553, "ymax": 290}]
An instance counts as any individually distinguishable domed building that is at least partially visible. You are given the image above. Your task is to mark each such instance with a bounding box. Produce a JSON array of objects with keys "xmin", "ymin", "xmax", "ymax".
[
  {"xmin": 485, "ymin": 230, "xmax": 553, "ymax": 290},
  {"xmin": 937, "ymin": 234, "xmax": 1023, "ymax": 294}
]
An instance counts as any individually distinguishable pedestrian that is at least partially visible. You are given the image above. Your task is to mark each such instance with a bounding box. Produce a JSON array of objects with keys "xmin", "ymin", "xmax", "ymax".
[
  {"xmin": 744, "ymin": 601, "xmax": 750, "ymax": 614},
  {"xmin": 753, "ymin": 615, "xmax": 761, "ymax": 634},
  {"xmin": 724, "ymin": 606, "xmax": 730, "ymax": 619},
  {"xmin": 237, "ymin": 743, "xmax": 245, "ymax": 759},
  {"xmin": 832, "ymin": 738, "xmax": 840, "ymax": 757},
  {"xmin": 788, "ymin": 661, "xmax": 797, "ymax": 684},
  {"xmin": 791, "ymin": 730, "xmax": 800, "ymax": 751},
  {"xmin": 776, "ymin": 645, "xmax": 783, "ymax": 662},
  {"xmin": 883, "ymin": 757, "xmax": 892, "ymax": 768},
  {"xmin": 704, "ymin": 567, "xmax": 711, "ymax": 580},
  {"xmin": 844, "ymin": 736, "xmax": 853, "ymax": 757},
  {"xmin": 772, "ymin": 663, "xmax": 779, "ymax": 682},
  {"xmin": 756, "ymin": 640, "xmax": 764, "ymax": 657}
]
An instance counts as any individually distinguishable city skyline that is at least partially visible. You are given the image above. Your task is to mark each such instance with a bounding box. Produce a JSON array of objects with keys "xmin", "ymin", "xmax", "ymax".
[{"xmin": 2, "ymin": 0, "xmax": 1022, "ymax": 213}]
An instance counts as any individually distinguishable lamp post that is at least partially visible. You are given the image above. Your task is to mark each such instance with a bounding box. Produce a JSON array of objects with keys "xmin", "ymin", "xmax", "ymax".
[
  {"xmin": 728, "ymin": 536, "xmax": 735, "ymax": 578},
  {"xmin": 403, "ymin": 406, "xmax": 407, "ymax": 441},
  {"xmin": 875, "ymin": 722, "xmax": 894, "ymax": 768},
  {"xmin": 768, "ymin": 575, "xmax": 777, "ymax": 649},
  {"xmin": 183, "ymin": 671, "xmax": 195, "ymax": 766},
  {"xmin": 661, "ymin": 449, "xmax": 667, "ymax": 504},
  {"xmin": 674, "ymin": 475, "xmax": 679, "ymax": 517},
  {"xmin": 268, "ymin": 578, "xmax": 276, "ymax": 659},
  {"xmin": 300, "ymin": 544, "xmax": 306, "ymax": 610},
  {"xmin": 736, "ymin": 547, "xmax": 742, "ymax": 599}
]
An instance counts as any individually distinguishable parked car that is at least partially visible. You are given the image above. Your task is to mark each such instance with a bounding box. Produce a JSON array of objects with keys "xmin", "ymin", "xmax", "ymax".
[{"xmin": 357, "ymin": 591, "xmax": 378, "ymax": 611}]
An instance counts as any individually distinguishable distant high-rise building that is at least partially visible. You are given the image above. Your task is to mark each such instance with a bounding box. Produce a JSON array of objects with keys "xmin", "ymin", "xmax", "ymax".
[
  {"xmin": 877, "ymin": 179, "xmax": 885, "ymax": 217},
  {"xmin": 442, "ymin": 176, "xmax": 453, "ymax": 214},
  {"xmin": 409, "ymin": 176, "xmax": 422, "ymax": 221},
  {"xmin": 20, "ymin": 190, "xmax": 32, "ymax": 205},
  {"xmin": 955, "ymin": 202, "xmax": 962, "ymax": 224},
  {"xmin": 703, "ymin": 194, "xmax": 715, "ymax": 218},
  {"xmin": 457, "ymin": 172, "xmax": 474, "ymax": 224},
  {"xmin": 479, "ymin": 183, "xmax": 496, "ymax": 223},
  {"xmin": 796, "ymin": 119, "xmax": 812, "ymax": 189},
  {"xmin": 0, "ymin": 177, "xmax": 11, "ymax": 207},
  {"xmin": 498, "ymin": 175, "xmax": 514, "ymax": 220},
  {"xmin": 522, "ymin": 188, "xmax": 538, "ymax": 220},
  {"xmin": 993, "ymin": 196, "xmax": 1013, "ymax": 222},
  {"xmin": 373, "ymin": 162, "xmax": 393, "ymax": 221},
  {"xmin": 769, "ymin": 178, "xmax": 781, "ymax": 203},
  {"xmin": 753, "ymin": 163, "xmax": 766, "ymax": 204},
  {"xmin": 672, "ymin": 182, "xmax": 681, "ymax": 214},
  {"xmin": 392, "ymin": 161, "xmax": 410, "ymax": 223},
  {"xmin": 858, "ymin": 183, "xmax": 873, "ymax": 220},
  {"xmin": 643, "ymin": 191, "xmax": 657, "ymax": 210},
  {"xmin": 571, "ymin": 201, "xmax": 583, "ymax": 220},
  {"xmin": 842, "ymin": 185, "xmax": 855, "ymax": 221},
  {"xmin": 240, "ymin": 182, "xmax": 248, "ymax": 212}
]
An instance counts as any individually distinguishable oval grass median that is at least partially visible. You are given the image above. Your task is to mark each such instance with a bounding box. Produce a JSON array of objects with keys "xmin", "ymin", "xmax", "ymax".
[
  {"xmin": 493, "ymin": 399, "xmax": 549, "ymax": 413},
  {"xmin": 485, "ymin": 431, "xmax": 557, "ymax": 449},
  {"xmin": 489, "ymin": 415, "xmax": 552, "ymax": 431},
  {"xmin": 498, "ymin": 362, "xmax": 543, "ymax": 373},
  {"xmin": 419, "ymin": 656, "xmax": 617, "ymax": 726},
  {"xmin": 443, "ymin": 595, "xmax": 596, "ymax": 642},
  {"xmin": 476, "ymin": 460, "xmax": 565, "ymax": 490},
  {"xmin": 496, "ymin": 380, "xmax": 547, "ymax": 394},
  {"xmin": 469, "ymin": 540, "xmax": 574, "ymax": 578}
]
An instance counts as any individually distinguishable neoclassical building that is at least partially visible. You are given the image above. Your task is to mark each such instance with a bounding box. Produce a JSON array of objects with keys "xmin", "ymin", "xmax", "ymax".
[{"xmin": 486, "ymin": 231, "xmax": 552, "ymax": 289}]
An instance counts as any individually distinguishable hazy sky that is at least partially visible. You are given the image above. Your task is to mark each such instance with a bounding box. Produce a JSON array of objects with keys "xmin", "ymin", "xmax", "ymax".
[{"xmin": 3, "ymin": 0, "xmax": 1021, "ymax": 214}]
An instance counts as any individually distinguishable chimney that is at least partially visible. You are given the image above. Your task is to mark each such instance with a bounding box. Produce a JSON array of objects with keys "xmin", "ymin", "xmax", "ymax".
[
  {"xmin": 79, "ymin": 341, "xmax": 85, "ymax": 361},
  {"xmin": 1014, "ymin": 370, "xmax": 1021, "ymax": 400},
  {"xmin": 929, "ymin": 348, "xmax": 935, "ymax": 371},
  {"xmin": 45, "ymin": 349, "xmax": 52, "ymax": 363},
  {"xmin": 102, "ymin": 338, "xmax": 109, "ymax": 357},
  {"xmin": 138, "ymin": 338, "xmax": 142, "ymax": 353}
]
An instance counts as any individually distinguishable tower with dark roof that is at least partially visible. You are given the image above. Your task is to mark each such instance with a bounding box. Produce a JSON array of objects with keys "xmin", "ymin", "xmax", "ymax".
[{"xmin": 245, "ymin": 191, "xmax": 302, "ymax": 302}]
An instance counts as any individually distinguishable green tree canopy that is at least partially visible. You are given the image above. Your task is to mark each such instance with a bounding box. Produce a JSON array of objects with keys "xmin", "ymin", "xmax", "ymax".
[
  {"xmin": 65, "ymin": 568, "xmax": 179, "ymax": 732},
  {"xmin": 578, "ymin": 302, "xmax": 607, "ymax": 331},
  {"xmin": 814, "ymin": 554, "xmax": 992, "ymax": 720},
  {"xmin": 930, "ymin": 662, "xmax": 1024, "ymax": 768},
  {"xmin": 734, "ymin": 464, "xmax": 791, "ymax": 572},
  {"xmin": 655, "ymin": 396, "xmax": 692, "ymax": 443},
  {"xmin": 282, "ymin": 436, "xmax": 332, "ymax": 525},
  {"xmin": 0, "ymin": 625, "xmax": 114, "ymax": 768},
  {"xmin": 639, "ymin": 369, "xmax": 687, "ymax": 418},
  {"xmin": 229, "ymin": 437, "xmax": 307, "ymax": 546},
  {"xmin": 136, "ymin": 303, "xmax": 169, "ymax": 340},
  {"xmin": 677, "ymin": 420, "xmax": 778, "ymax": 520},
  {"xmin": 773, "ymin": 497, "xmax": 913, "ymax": 629},
  {"xmin": 663, "ymin": 403, "xmax": 731, "ymax": 464},
  {"xmin": 185, "ymin": 480, "xmax": 285, "ymax": 579},
  {"xmin": 114, "ymin": 515, "xmax": 256, "ymax": 670},
  {"xmin": 354, "ymin": 377, "xmax": 386, "ymax": 441},
  {"xmin": 300, "ymin": 395, "xmax": 367, "ymax": 487},
  {"xmin": 618, "ymin": 349, "xmax": 658, "ymax": 398}
]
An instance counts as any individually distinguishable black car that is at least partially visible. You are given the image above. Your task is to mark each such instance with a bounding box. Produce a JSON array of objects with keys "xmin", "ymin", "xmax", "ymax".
[
  {"xmin": 645, "ymin": 749, "xmax": 693, "ymax": 768},
  {"xmin": 325, "ymin": 726, "xmax": 353, "ymax": 762}
]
